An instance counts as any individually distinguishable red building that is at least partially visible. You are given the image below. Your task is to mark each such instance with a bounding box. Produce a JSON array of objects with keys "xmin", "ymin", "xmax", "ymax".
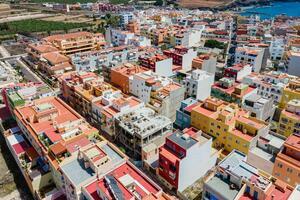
[
  {"xmin": 158, "ymin": 128, "xmax": 217, "ymax": 192},
  {"xmin": 163, "ymin": 46, "xmax": 189, "ymax": 66}
]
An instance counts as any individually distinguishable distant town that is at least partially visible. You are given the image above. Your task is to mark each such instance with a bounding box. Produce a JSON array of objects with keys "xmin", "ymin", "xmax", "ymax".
[{"xmin": 0, "ymin": 1, "xmax": 300, "ymax": 200}]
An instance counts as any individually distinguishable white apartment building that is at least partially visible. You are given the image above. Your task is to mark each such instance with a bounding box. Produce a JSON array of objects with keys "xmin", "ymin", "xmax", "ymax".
[
  {"xmin": 242, "ymin": 93, "xmax": 275, "ymax": 121},
  {"xmin": 242, "ymin": 71, "xmax": 293, "ymax": 103},
  {"xmin": 175, "ymin": 29, "xmax": 203, "ymax": 48},
  {"xmin": 129, "ymin": 71, "xmax": 185, "ymax": 120},
  {"xmin": 129, "ymin": 36, "xmax": 151, "ymax": 47},
  {"xmin": 235, "ymin": 46, "xmax": 265, "ymax": 72},
  {"xmin": 286, "ymin": 51, "xmax": 300, "ymax": 76},
  {"xmin": 184, "ymin": 69, "xmax": 214, "ymax": 101},
  {"xmin": 119, "ymin": 12, "xmax": 134, "ymax": 27},
  {"xmin": 107, "ymin": 29, "xmax": 135, "ymax": 46},
  {"xmin": 247, "ymin": 132, "xmax": 285, "ymax": 175},
  {"xmin": 129, "ymin": 71, "xmax": 173, "ymax": 103},
  {"xmin": 269, "ymin": 38, "xmax": 285, "ymax": 60}
]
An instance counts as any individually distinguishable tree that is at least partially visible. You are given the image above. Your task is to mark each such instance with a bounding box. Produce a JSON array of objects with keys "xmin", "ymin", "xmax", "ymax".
[
  {"xmin": 155, "ymin": 0, "xmax": 163, "ymax": 6},
  {"xmin": 204, "ymin": 39, "xmax": 226, "ymax": 49}
]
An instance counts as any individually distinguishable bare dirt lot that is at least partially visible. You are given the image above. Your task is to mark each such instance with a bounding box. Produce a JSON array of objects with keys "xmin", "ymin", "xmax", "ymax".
[{"xmin": 179, "ymin": 0, "xmax": 234, "ymax": 8}]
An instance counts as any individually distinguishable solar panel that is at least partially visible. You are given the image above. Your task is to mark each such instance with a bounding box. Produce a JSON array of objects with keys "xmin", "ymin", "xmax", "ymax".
[{"xmin": 105, "ymin": 175, "xmax": 124, "ymax": 200}]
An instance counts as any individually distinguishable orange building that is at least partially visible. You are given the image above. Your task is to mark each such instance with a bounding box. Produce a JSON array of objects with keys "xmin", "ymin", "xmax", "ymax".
[
  {"xmin": 110, "ymin": 63, "xmax": 148, "ymax": 93},
  {"xmin": 13, "ymin": 96, "xmax": 98, "ymax": 170},
  {"xmin": 273, "ymin": 134, "xmax": 300, "ymax": 187},
  {"xmin": 43, "ymin": 32, "xmax": 106, "ymax": 55},
  {"xmin": 127, "ymin": 20, "xmax": 140, "ymax": 34}
]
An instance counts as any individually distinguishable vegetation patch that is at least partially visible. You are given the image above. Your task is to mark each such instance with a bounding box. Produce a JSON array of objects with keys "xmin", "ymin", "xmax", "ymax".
[
  {"xmin": 204, "ymin": 39, "xmax": 226, "ymax": 49},
  {"xmin": 0, "ymin": 19, "xmax": 90, "ymax": 36},
  {"xmin": 30, "ymin": 0, "xmax": 97, "ymax": 3}
]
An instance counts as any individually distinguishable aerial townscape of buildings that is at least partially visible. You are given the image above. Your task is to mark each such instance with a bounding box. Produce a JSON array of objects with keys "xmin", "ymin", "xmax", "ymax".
[{"xmin": 0, "ymin": 1, "xmax": 300, "ymax": 200}]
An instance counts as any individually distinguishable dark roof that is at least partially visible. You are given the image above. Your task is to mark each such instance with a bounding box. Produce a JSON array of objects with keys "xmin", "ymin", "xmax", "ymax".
[{"xmin": 168, "ymin": 130, "xmax": 197, "ymax": 150}]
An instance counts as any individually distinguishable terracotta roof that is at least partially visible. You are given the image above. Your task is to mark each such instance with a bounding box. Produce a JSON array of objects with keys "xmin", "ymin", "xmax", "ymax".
[
  {"xmin": 42, "ymin": 52, "xmax": 70, "ymax": 65},
  {"xmin": 44, "ymin": 31, "xmax": 93, "ymax": 42},
  {"xmin": 50, "ymin": 142, "xmax": 67, "ymax": 156}
]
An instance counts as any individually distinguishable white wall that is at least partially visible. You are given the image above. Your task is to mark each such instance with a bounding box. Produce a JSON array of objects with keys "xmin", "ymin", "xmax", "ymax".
[
  {"xmin": 287, "ymin": 54, "xmax": 300, "ymax": 76},
  {"xmin": 236, "ymin": 65, "xmax": 252, "ymax": 81},
  {"xmin": 177, "ymin": 139, "xmax": 217, "ymax": 192},
  {"xmin": 182, "ymin": 49, "xmax": 197, "ymax": 72},
  {"xmin": 155, "ymin": 58, "xmax": 173, "ymax": 77},
  {"xmin": 247, "ymin": 150, "xmax": 274, "ymax": 174},
  {"xmin": 202, "ymin": 57, "xmax": 217, "ymax": 75}
]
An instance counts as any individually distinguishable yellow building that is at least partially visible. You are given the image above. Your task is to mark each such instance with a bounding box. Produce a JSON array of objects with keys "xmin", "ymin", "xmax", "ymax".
[
  {"xmin": 279, "ymin": 79, "xmax": 300, "ymax": 109},
  {"xmin": 191, "ymin": 97, "xmax": 269, "ymax": 154},
  {"xmin": 277, "ymin": 99, "xmax": 300, "ymax": 137}
]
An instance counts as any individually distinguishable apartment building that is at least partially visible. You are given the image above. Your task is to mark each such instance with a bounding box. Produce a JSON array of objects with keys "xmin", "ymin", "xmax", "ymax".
[
  {"xmin": 82, "ymin": 161, "xmax": 167, "ymax": 200},
  {"xmin": 280, "ymin": 79, "xmax": 300, "ymax": 109},
  {"xmin": 202, "ymin": 28, "xmax": 231, "ymax": 41},
  {"xmin": 211, "ymin": 77, "xmax": 257, "ymax": 105},
  {"xmin": 127, "ymin": 20, "xmax": 140, "ymax": 34},
  {"xmin": 92, "ymin": 92, "xmax": 144, "ymax": 137},
  {"xmin": 224, "ymin": 64, "xmax": 252, "ymax": 81},
  {"xmin": 163, "ymin": 46, "xmax": 197, "ymax": 72},
  {"xmin": 40, "ymin": 51, "xmax": 74, "ymax": 76},
  {"xmin": 235, "ymin": 46, "xmax": 265, "ymax": 73},
  {"xmin": 138, "ymin": 54, "xmax": 173, "ymax": 77},
  {"xmin": 277, "ymin": 99, "xmax": 300, "ymax": 137},
  {"xmin": 242, "ymin": 71, "xmax": 293, "ymax": 104},
  {"xmin": 203, "ymin": 150, "xmax": 293, "ymax": 200},
  {"xmin": 4, "ymin": 129, "xmax": 60, "ymax": 199},
  {"xmin": 60, "ymin": 72, "xmax": 107, "ymax": 120},
  {"xmin": 115, "ymin": 107, "xmax": 172, "ymax": 159},
  {"xmin": 60, "ymin": 141, "xmax": 126, "ymax": 199},
  {"xmin": 191, "ymin": 98, "xmax": 270, "ymax": 154},
  {"xmin": 191, "ymin": 54, "xmax": 217, "ymax": 75},
  {"xmin": 184, "ymin": 69, "xmax": 214, "ymax": 101},
  {"xmin": 269, "ymin": 37, "xmax": 285, "ymax": 60},
  {"xmin": 273, "ymin": 134, "xmax": 300, "ymax": 187},
  {"xmin": 119, "ymin": 12, "xmax": 134, "ymax": 27},
  {"xmin": 174, "ymin": 98, "xmax": 199, "ymax": 130},
  {"xmin": 26, "ymin": 43, "xmax": 73, "ymax": 76},
  {"xmin": 13, "ymin": 96, "xmax": 99, "ymax": 193},
  {"xmin": 285, "ymin": 50, "xmax": 300, "ymax": 76},
  {"xmin": 110, "ymin": 63, "xmax": 149, "ymax": 93},
  {"xmin": 247, "ymin": 131, "xmax": 285, "ymax": 175},
  {"xmin": 43, "ymin": 32, "xmax": 106, "ymax": 55},
  {"xmin": 242, "ymin": 93, "xmax": 275, "ymax": 121},
  {"xmin": 108, "ymin": 29, "xmax": 135, "ymax": 46},
  {"xmin": 2, "ymin": 82, "xmax": 53, "ymax": 115},
  {"xmin": 158, "ymin": 129, "xmax": 218, "ymax": 192},
  {"xmin": 70, "ymin": 45, "xmax": 140, "ymax": 72},
  {"xmin": 129, "ymin": 71, "xmax": 185, "ymax": 120},
  {"xmin": 174, "ymin": 29, "xmax": 203, "ymax": 47}
]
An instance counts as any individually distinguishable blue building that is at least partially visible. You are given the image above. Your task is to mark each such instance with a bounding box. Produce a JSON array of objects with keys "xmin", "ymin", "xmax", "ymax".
[{"xmin": 174, "ymin": 97, "xmax": 198, "ymax": 130}]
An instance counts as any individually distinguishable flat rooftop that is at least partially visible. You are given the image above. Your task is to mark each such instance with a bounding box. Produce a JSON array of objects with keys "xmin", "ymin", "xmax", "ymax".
[
  {"xmin": 219, "ymin": 150, "xmax": 258, "ymax": 180},
  {"xmin": 250, "ymin": 147, "xmax": 274, "ymax": 162},
  {"xmin": 60, "ymin": 158, "xmax": 95, "ymax": 187},
  {"xmin": 205, "ymin": 176, "xmax": 239, "ymax": 200},
  {"xmin": 85, "ymin": 162, "xmax": 160, "ymax": 200},
  {"xmin": 167, "ymin": 131, "xmax": 197, "ymax": 150}
]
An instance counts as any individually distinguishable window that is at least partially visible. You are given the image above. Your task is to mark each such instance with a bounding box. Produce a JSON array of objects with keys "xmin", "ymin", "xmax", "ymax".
[
  {"xmin": 287, "ymin": 168, "xmax": 293, "ymax": 173},
  {"xmin": 278, "ymin": 163, "xmax": 283, "ymax": 168},
  {"xmin": 169, "ymin": 164, "xmax": 176, "ymax": 172}
]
